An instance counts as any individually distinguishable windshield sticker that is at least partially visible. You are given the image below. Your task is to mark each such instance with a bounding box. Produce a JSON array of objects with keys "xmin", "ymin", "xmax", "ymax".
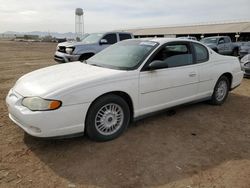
[{"xmin": 139, "ymin": 42, "xmax": 157, "ymax": 46}]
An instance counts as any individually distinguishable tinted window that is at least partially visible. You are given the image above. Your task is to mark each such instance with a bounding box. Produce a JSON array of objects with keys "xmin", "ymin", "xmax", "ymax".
[
  {"xmin": 103, "ymin": 34, "xmax": 117, "ymax": 44},
  {"xmin": 150, "ymin": 43, "xmax": 193, "ymax": 68},
  {"xmin": 119, "ymin": 34, "xmax": 132, "ymax": 41},
  {"xmin": 193, "ymin": 43, "xmax": 209, "ymax": 63}
]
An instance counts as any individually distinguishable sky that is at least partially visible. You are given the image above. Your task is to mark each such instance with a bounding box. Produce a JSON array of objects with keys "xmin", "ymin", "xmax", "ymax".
[{"xmin": 0, "ymin": 0, "xmax": 249, "ymax": 33}]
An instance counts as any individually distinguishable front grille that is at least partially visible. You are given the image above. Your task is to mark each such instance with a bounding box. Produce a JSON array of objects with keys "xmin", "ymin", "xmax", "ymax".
[{"xmin": 58, "ymin": 46, "xmax": 66, "ymax": 53}]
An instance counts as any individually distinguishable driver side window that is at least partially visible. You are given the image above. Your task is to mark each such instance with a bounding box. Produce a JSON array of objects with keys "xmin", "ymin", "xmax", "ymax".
[
  {"xmin": 102, "ymin": 34, "xmax": 117, "ymax": 45},
  {"xmin": 150, "ymin": 43, "xmax": 193, "ymax": 69}
]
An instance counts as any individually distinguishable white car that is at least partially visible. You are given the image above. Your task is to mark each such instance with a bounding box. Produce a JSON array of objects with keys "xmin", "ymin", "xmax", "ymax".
[{"xmin": 6, "ymin": 38, "xmax": 243, "ymax": 141}]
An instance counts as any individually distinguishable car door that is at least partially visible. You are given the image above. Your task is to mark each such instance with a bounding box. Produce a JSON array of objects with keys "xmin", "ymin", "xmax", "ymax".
[
  {"xmin": 223, "ymin": 37, "xmax": 232, "ymax": 55},
  {"xmin": 217, "ymin": 38, "xmax": 226, "ymax": 54},
  {"xmin": 138, "ymin": 42, "xmax": 199, "ymax": 116}
]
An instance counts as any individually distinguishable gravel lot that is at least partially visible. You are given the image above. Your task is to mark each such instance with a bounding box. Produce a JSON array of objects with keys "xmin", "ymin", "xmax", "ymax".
[{"xmin": 0, "ymin": 41, "xmax": 250, "ymax": 188}]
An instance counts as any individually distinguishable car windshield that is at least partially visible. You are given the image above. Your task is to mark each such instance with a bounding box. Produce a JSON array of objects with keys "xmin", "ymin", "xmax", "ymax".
[
  {"xmin": 87, "ymin": 40, "xmax": 159, "ymax": 70},
  {"xmin": 200, "ymin": 38, "xmax": 218, "ymax": 44},
  {"xmin": 82, "ymin": 33, "xmax": 103, "ymax": 44}
]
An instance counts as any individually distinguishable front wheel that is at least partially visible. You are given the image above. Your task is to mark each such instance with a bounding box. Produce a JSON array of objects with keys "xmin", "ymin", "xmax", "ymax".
[
  {"xmin": 85, "ymin": 94, "xmax": 130, "ymax": 141},
  {"xmin": 210, "ymin": 76, "xmax": 230, "ymax": 105}
]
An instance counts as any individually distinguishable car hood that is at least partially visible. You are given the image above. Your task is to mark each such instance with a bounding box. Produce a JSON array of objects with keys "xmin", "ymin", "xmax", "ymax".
[
  {"xmin": 14, "ymin": 62, "xmax": 125, "ymax": 97},
  {"xmin": 58, "ymin": 41, "xmax": 75, "ymax": 47},
  {"xmin": 58, "ymin": 41, "xmax": 95, "ymax": 48}
]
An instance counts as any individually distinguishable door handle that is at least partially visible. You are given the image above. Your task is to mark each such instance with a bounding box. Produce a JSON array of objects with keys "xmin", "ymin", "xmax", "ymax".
[{"xmin": 189, "ymin": 72, "xmax": 197, "ymax": 77}]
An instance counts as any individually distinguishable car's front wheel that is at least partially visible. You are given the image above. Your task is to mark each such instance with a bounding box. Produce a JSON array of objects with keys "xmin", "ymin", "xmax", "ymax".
[
  {"xmin": 86, "ymin": 94, "xmax": 130, "ymax": 141},
  {"xmin": 210, "ymin": 76, "xmax": 230, "ymax": 105}
]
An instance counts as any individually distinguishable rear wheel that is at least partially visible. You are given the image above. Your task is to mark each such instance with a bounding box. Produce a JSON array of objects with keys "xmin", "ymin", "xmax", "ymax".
[
  {"xmin": 232, "ymin": 48, "xmax": 239, "ymax": 56},
  {"xmin": 79, "ymin": 53, "xmax": 94, "ymax": 62},
  {"xmin": 210, "ymin": 76, "xmax": 229, "ymax": 105},
  {"xmin": 86, "ymin": 94, "xmax": 130, "ymax": 141}
]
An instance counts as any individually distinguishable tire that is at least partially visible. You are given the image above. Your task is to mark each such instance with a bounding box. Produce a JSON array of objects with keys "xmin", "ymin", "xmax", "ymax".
[
  {"xmin": 79, "ymin": 53, "xmax": 94, "ymax": 62},
  {"xmin": 213, "ymin": 48, "xmax": 218, "ymax": 53},
  {"xmin": 210, "ymin": 76, "xmax": 230, "ymax": 105},
  {"xmin": 232, "ymin": 48, "xmax": 239, "ymax": 57},
  {"xmin": 85, "ymin": 94, "xmax": 130, "ymax": 142}
]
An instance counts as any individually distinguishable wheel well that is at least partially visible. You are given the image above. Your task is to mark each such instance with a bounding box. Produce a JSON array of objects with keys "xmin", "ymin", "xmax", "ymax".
[
  {"xmin": 79, "ymin": 53, "xmax": 95, "ymax": 61},
  {"xmin": 221, "ymin": 73, "xmax": 233, "ymax": 89},
  {"xmin": 213, "ymin": 48, "xmax": 218, "ymax": 53},
  {"xmin": 233, "ymin": 46, "xmax": 239, "ymax": 51},
  {"xmin": 86, "ymin": 91, "xmax": 134, "ymax": 125}
]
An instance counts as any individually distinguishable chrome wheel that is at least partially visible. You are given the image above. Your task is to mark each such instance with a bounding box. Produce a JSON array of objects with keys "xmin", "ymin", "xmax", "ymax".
[
  {"xmin": 95, "ymin": 103, "xmax": 124, "ymax": 136},
  {"xmin": 215, "ymin": 80, "xmax": 228, "ymax": 102}
]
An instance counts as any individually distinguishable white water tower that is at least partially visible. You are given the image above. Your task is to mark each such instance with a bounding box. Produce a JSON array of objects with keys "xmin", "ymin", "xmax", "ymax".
[{"xmin": 75, "ymin": 8, "xmax": 84, "ymax": 40}]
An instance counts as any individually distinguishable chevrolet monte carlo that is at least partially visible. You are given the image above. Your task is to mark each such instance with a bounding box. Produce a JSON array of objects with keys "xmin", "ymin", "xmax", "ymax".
[{"xmin": 6, "ymin": 38, "xmax": 243, "ymax": 141}]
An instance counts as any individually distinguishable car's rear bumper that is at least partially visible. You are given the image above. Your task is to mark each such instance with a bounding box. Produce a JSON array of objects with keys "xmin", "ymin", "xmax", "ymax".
[
  {"xmin": 6, "ymin": 89, "xmax": 90, "ymax": 138},
  {"xmin": 54, "ymin": 51, "xmax": 80, "ymax": 63}
]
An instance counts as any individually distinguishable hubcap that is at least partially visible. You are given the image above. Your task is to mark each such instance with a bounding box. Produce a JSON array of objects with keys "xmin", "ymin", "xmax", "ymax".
[
  {"xmin": 215, "ymin": 80, "xmax": 228, "ymax": 101},
  {"xmin": 95, "ymin": 103, "xmax": 124, "ymax": 136}
]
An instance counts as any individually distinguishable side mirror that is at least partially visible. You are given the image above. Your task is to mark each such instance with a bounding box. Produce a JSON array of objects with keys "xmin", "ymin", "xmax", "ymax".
[
  {"xmin": 100, "ymin": 39, "xmax": 108, "ymax": 45},
  {"xmin": 148, "ymin": 60, "xmax": 168, "ymax": 70}
]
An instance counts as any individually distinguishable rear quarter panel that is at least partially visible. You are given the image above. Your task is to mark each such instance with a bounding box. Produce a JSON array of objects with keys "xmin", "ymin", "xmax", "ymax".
[{"xmin": 210, "ymin": 52, "xmax": 243, "ymax": 89}]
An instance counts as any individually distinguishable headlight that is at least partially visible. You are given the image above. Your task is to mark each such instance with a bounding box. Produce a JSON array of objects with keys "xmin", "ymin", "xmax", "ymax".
[
  {"xmin": 56, "ymin": 46, "xmax": 60, "ymax": 51},
  {"xmin": 65, "ymin": 47, "xmax": 75, "ymax": 54},
  {"xmin": 22, "ymin": 97, "xmax": 62, "ymax": 111}
]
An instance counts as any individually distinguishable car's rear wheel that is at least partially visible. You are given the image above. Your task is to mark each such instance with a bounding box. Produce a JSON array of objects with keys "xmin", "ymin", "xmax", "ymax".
[
  {"xmin": 210, "ymin": 76, "xmax": 229, "ymax": 105},
  {"xmin": 79, "ymin": 53, "xmax": 94, "ymax": 62},
  {"xmin": 86, "ymin": 94, "xmax": 130, "ymax": 141},
  {"xmin": 232, "ymin": 48, "xmax": 239, "ymax": 56}
]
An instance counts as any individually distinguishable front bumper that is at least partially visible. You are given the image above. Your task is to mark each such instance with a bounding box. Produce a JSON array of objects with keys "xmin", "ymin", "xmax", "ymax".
[
  {"xmin": 6, "ymin": 89, "xmax": 90, "ymax": 137},
  {"xmin": 54, "ymin": 51, "xmax": 80, "ymax": 63}
]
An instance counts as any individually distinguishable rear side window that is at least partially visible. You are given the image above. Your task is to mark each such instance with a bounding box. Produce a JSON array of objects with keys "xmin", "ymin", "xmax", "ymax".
[
  {"xmin": 119, "ymin": 34, "xmax": 132, "ymax": 41},
  {"xmin": 151, "ymin": 43, "xmax": 193, "ymax": 68},
  {"xmin": 193, "ymin": 43, "xmax": 209, "ymax": 63},
  {"xmin": 103, "ymin": 34, "xmax": 117, "ymax": 44}
]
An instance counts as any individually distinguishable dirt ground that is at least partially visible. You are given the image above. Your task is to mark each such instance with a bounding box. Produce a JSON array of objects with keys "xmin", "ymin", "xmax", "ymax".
[{"xmin": 0, "ymin": 40, "xmax": 250, "ymax": 188}]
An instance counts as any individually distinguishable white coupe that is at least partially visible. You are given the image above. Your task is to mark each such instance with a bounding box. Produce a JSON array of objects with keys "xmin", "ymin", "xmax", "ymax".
[{"xmin": 6, "ymin": 38, "xmax": 243, "ymax": 141}]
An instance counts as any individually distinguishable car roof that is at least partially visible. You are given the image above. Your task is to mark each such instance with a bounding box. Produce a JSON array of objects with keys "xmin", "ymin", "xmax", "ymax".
[
  {"xmin": 88, "ymin": 32, "xmax": 132, "ymax": 35},
  {"xmin": 134, "ymin": 37, "xmax": 200, "ymax": 45},
  {"xmin": 202, "ymin": 36, "xmax": 228, "ymax": 39}
]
